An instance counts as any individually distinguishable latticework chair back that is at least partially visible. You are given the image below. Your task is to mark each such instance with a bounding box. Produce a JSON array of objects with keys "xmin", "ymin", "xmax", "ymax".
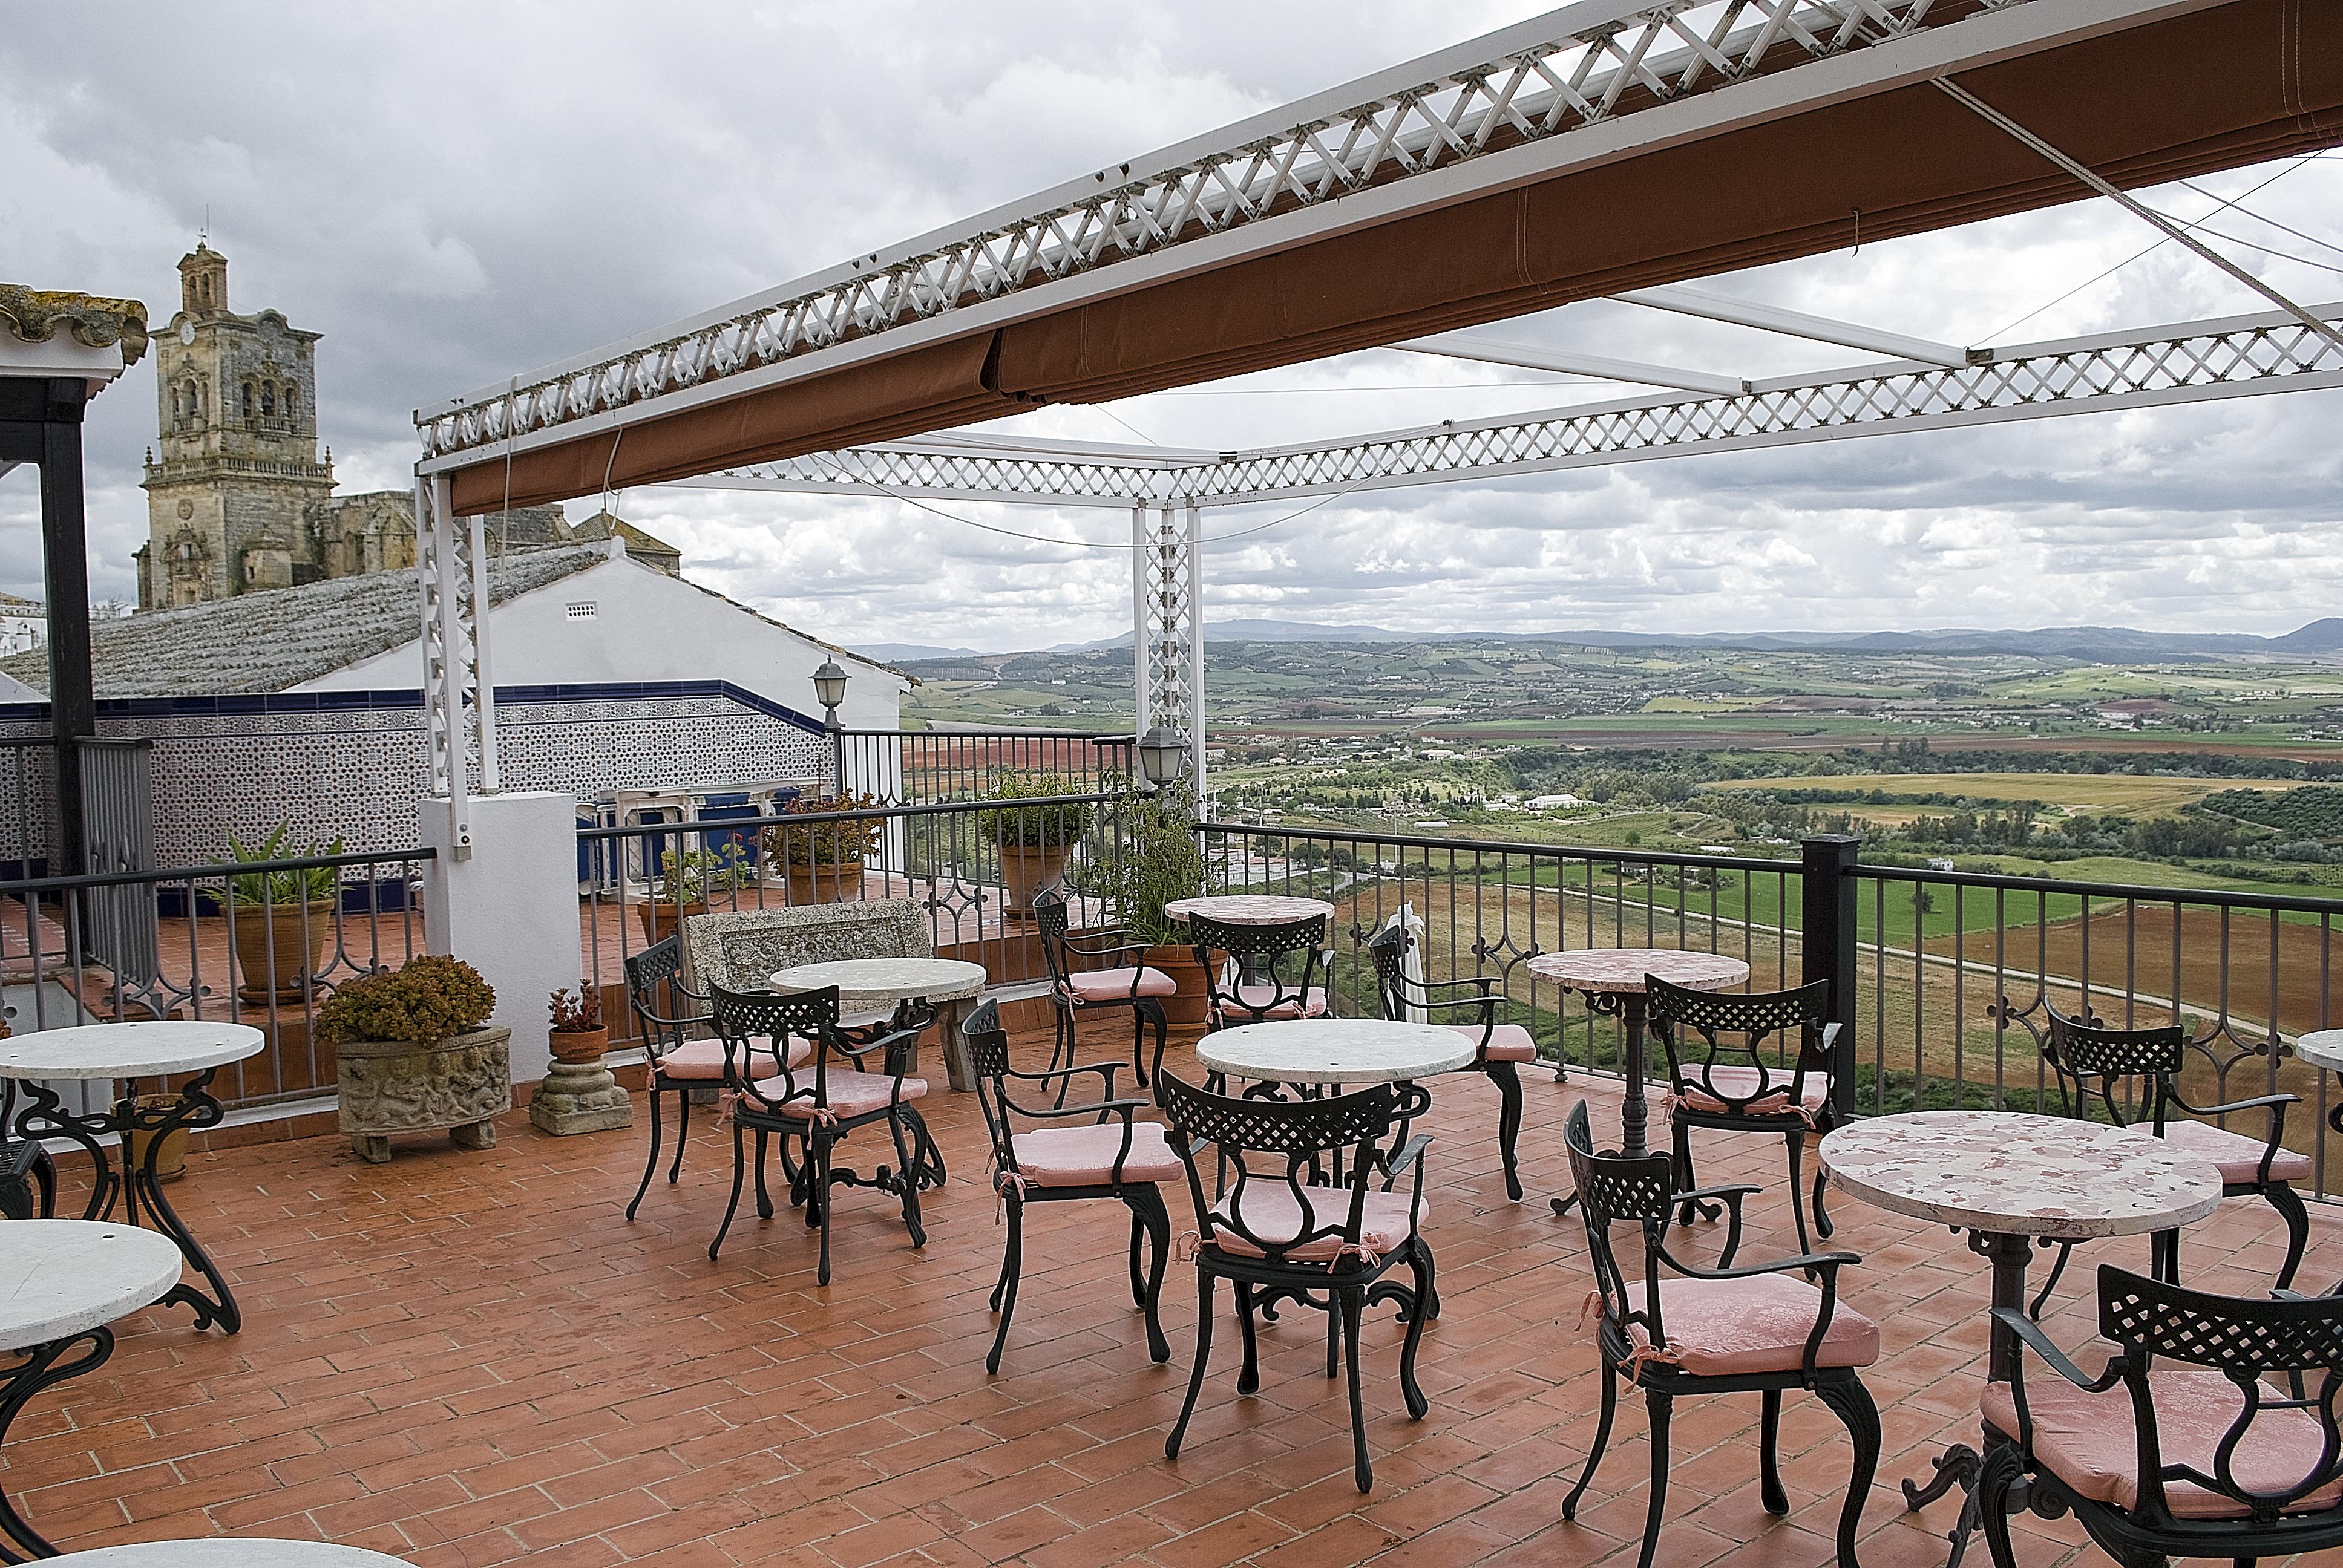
[
  {"xmin": 1157, "ymin": 1070, "xmax": 1414, "ymax": 1268},
  {"xmin": 1648, "ymin": 974, "xmax": 1830, "ymax": 1117},
  {"xmin": 1564, "ymin": 1098, "xmax": 1676, "ymax": 1354},
  {"xmin": 962, "ymin": 998, "xmax": 1017, "ymax": 1165},
  {"xmin": 2096, "ymin": 1266, "xmax": 2343, "ymax": 1528},
  {"xmin": 625, "ymin": 935, "xmax": 706, "ymax": 1055},
  {"xmin": 1190, "ymin": 910, "xmax": 1328, "ymax": 1027},
  {"xmin": 709, "ymin": 981, "xmax": 840, "ymax": 1112},
  {"xmin": 1034, "ymin": 890, "xmax": 1076, "ymax": 987},
  {"xmin": 2045, "ymin": 1005, "xmax": 2186, "ymax": 1126}
]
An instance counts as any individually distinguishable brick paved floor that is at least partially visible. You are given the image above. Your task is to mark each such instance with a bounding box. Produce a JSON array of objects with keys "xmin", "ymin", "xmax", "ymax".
[{"xmin": 5, "ymin": 1019, "xmax": 2337, "ymax": 1567}]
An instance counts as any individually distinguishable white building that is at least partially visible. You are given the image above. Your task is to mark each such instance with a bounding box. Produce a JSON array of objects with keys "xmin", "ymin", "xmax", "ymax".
[{"xmin": 0, "ymin": 592, "xmax": 42, "ymax": 656}]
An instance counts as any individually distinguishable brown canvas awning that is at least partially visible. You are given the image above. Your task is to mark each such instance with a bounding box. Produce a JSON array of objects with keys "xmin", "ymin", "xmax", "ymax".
[{"xmin": 451, "ymin": 0, "xmax": 2341, "ymax": 514}]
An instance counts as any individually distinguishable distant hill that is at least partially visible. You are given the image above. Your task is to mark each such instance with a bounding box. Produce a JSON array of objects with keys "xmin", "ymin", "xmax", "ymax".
[
  {"xmin": 998, "ymin": 616, "xmax": 2343, "ymax": 662},
  {"xmin": 860, "ymin": 641, "xmax": 984, "ymax": 662}
]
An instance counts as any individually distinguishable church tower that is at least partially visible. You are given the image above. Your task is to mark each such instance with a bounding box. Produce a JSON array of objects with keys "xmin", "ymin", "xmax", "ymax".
[{"xmin": 137, "ymin": 245, "xmax": 335, "ymax": 608}]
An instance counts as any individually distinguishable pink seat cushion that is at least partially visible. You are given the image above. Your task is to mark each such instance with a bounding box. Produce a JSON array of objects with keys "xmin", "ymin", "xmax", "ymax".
[
  {"xmin": 744, "ymin": 1070, "xmax": 926, "ymax": 1119},
  {"xmin": 1220, "ymin": 984, "xmax": 1329, "ymax": 1020},
  {"xmin": 2158, "ymin": 1119, "xmax": 2314, "ymax": 1184},
  {"xmin": 1444, "ymin": 1022, "xmax": 1538, "ymax": 1063},
  {"xmin": 1984, "ymin": 1370, "xmax": 2343, "ymax": 1520},
  {"xmin": 1006, "ymin": 1123, "xmax": 1183, "ymax": 1187},
  {"xmin": 1673, "ymin": 1067, "xmax": 1830, "ymax": 1117},
  {"xmin": 658, "ymin": 1037, "xmax": 811, "ymax": 1081},
  {"xmin": 1064, "ymin": 966, "xmax": 1178, "ymax": 1003},
  {"xmin": 1620, "ymin": 1275, "xmax": 1880, "ymax": 1376},
  {"xmin": 1207, "ymin": 1186, "xmax": 1423, "ymax": 1263}
]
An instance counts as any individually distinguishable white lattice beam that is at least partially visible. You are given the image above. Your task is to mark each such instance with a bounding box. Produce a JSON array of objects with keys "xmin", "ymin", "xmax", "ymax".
[
  {"xmin": 414, "ymin": 0, "xmax": 2160, "ymax": 474},
  {"xmin": 684, "ymin": 304, "xmax": 2343, "ymax": 510}
]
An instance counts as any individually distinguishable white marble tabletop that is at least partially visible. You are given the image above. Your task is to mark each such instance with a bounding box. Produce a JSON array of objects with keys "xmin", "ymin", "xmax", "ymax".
[
  {"xmin": 1820, "ymin": 1110, "xmax": 2223, "ymax": 1240},
  {"xmin": 2295, "ymin": 1030, "xmax": 2343, "ymax": 1073},
  {"xmin": 1164, "ymin": 895, "xmax": 1335, "ymax": 926},
  {"xmin": 767, "ymin": 958, "xmax": 987, "ymax": 1005},
  {"xmin": 1525, "ymin": 948, "xmax": 1750, "ymax": 995},
  {"xmin": 47, "ymin": 1543, "xmax": 415, "ymax": 1565},
  {"xmin": 1198, "ymin": 1019, "xmax": 1477, "ymax": 1084},
  {"xmin": 0, "ymin": 1220, "xmax": 185, "ymax": 1350},
  {"xmin": 0, "ymin": 1021, "xmax": 266, "ymax": 1082}
]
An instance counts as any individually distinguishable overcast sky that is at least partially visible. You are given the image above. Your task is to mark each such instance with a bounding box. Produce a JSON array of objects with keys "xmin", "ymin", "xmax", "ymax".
[{"xmin": 5, "ymin": 2, "xmax": 2340, "ymax": 653}]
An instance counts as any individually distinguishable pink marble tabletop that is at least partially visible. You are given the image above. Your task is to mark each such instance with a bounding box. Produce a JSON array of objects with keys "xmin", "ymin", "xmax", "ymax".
[
  {"xmin": 1164, "ymin": 895, "xmax": 1335, "ymax": 925},
  {"xmin": 1524, "ymin": 949, "xmax": 1749, "ymax": 995},
  {"xmin": 1820, "ymin": 1110, "xmax": 2223, "ymax": 1240}
]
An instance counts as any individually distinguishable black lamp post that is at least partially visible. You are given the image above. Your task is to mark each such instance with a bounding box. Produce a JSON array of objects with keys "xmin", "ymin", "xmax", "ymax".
[
  {"xmin": 813, "ymin": 658, "xmax": 848, "ymax": 797},
  {"xmin": 1136, "ymin": 724, "xmax": 1188, "ymax": 795}
]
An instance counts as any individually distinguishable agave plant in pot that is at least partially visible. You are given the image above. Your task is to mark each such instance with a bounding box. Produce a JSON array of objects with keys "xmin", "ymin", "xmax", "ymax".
[
  {"xmin": 226, "ymin": 820, "xmax": 345, "ymax": 1001},
  {"xmin": 762, "ymin": 792, "xmax": 882, "ymax": 906},
  {"xmin": 1083, "ymin": 782, "xmax": 1212, "ymax": 1024},
  {"xmin": 638, "ymin": 843, "xmax": 753, "ymax": 942},
  {"xmin": 978, "ymin": 771, "xmax": 1094, "ymax": 921},
  {"xmin": 318, "ymin": 953, "xmax": 509, "ymax": 1163}
]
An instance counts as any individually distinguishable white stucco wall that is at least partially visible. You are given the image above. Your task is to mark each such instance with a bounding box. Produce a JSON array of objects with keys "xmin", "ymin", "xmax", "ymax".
[{"xmin": 295, "ymin": 544, "xmax": 906, "ymax": 730}]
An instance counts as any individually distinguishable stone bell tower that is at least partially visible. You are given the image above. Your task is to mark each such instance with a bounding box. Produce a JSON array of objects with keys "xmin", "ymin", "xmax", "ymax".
[{"xmin": 136, "ymin": 245, "xmax": 335, "ymax": 609}]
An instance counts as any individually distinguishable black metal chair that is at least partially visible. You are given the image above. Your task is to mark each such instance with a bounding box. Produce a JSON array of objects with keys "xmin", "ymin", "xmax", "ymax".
[
  {"xmin": 1035, "ymin": 889, "xmax": 1173, "ymax": 1087},
  {"xmin": 964, "ymin": 999, "xmax": 1176, "ymax": 1374},
  {"xmin": 1978, "ymin": 1264, "xmax": 2343, "ymax": 1568},
  {"xmin": 1, "ymin": 1082, "xmax": 55, "ymax": 1221},
  {"xmin": 1649, "ymin": 974, "xmax": 1841, "ymax": 1256},
  {"xmin": 1561, "ymin": 1099, "xmax": 1880, "ymax": 1568},
  {"xmin": 1190, "ymin": 910, "xmax": 1330, "ymax": 1031},
  {"xmin": 2045, "ymin": 1005, "xmax": 2310, "ymax": 1292},
  {"xmin": 624, "ymin": 936, "xmax": 810, "ymax": 1220},
  {"xmin": 1157, "ymin": 1070, "xmax": 1436, "ymax": 1492},
  {"xmin": 706, "ymin": 982, "xmax": 941, "ymax": 1283},
  {"xmin": 1365, "ymin": 921, "xmax": 1530, "ymax": 1200}
]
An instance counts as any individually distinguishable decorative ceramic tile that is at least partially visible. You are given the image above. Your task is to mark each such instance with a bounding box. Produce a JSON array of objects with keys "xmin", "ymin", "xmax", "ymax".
[
  {"xmin": 1525, "ymin": 948, "xmax": 1749, "ymax": 995},
  {"xmin": 1820, "ymin": 1109, "xmax": 2224, "ymax": 1239},
  {"xmin": 1198, "ymin": 1018, "xmax": 1477, "ymax": 1083}
]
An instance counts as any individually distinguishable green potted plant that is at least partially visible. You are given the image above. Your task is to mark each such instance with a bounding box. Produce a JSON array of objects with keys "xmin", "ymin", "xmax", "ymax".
[
  {"xmin": 639, "ymin": 842, "xmax": 754, "ymax": 941},
  {"xmin": 978, "ymin": 771, "xmax": 1095, "ymax": 920},
  {"xmin": 1086, "ymin": 783, "xmax": 1212, "ymax": 1024},
  {"xmin": 318, "ymin": 953, "xmax": 508, "ymax": 1163},
  {"xmin": 226, "ymin": 820, "xmax": 345, "ymax": 1001},
  {"xmin": 762, "ymin": 792, "xmax": 882, "ymax": 906}
]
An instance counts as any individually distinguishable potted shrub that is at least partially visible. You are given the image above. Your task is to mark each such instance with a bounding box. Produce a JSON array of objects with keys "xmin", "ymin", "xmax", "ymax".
[
  {"xmin": 533, "ymin": 983, "xmax": 631, "ymax": 1136},
  {"xmin": 226, "ymin": 820, "xmax": 344, "ymax": 1000},
  {"xmin": 319, "ymin": 953, "xmax": 510, "ymax": 1163},
  {"xmin": 1085, "ymin": 783, "xmax": 1212, "ymax": 1024},
  {"xmin": 638, "ymin": 843, "xmax": 753, "ymax": 942},
  {"xmin": 763, "ymin": 792, "xmax": 882, "ymax": 906},
  {"xmin": 978, "ymin": 771, "xmax": 1094, "ymax": 921}
]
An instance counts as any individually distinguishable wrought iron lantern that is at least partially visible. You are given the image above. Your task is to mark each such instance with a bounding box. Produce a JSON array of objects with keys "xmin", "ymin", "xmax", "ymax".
[{"xmin": 1136, "ymin": 725, "xmax": 1188, "ymax": 793}]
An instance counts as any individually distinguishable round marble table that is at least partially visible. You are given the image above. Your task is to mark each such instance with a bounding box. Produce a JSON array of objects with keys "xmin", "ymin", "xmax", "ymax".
[
  {"xmin": 767, "ymin": 958, "xmax": 988, "ymax": 1091},
  {"xmin": 1163, "ymin": 895, "xmax": 1335, "ymax": 926},
  {"xmin": 2296, "ymin": 1031, "xmax": 2343, "ymax": 1136},
  {"xmin": 0, "ymin": 1021, "xmax": 264, "ymax": 1335},
  {"xmin": 1821, "ymin": 1111, "xmax": 2223, "ymax": 1564},
  {"xmin": 1525, "ymin": 950, "xmax": 1748, "ymax": 1213},
  {"xmin": 1, "ymin": 1221, "xmax": 186, "ymax": 1559},
  {"xmin": 47, "ymin": 1543, "xmax": 414, "ymax": 1565},
  {"xmin": 1197, "ymin": 1019, "xmax": 1477, "ymax": 1085}
]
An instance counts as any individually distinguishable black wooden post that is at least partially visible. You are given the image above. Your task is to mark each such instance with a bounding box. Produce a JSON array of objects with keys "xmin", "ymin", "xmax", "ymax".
[
  {"xmin": 39, "ymin": 377, "xmax": 95, "ymax": 879},
  {"xmin": 1800, "ymin": 834, "xmax": 1860, "ymax": 1117}
]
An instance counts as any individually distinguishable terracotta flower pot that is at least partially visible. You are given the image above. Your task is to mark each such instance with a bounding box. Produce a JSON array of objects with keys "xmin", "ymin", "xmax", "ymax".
[
  {"xmin": 784, "ymin": 863, "xmax": 862, "ymax": 906},
  {"xmin": 232, "ymin": 898, "xmax": 335, "ymax": 1000},
  {"xmin": 549, "ymin": 1025, "xmax": 609, "ymax": 1065},
  {"xmin": 998, "ymin": 842, "xmax": 1073, "ymax": 921},
  {"xmin": 1144, "ymin": 943, "xmax": 1211, "ymax": 1026},
  {"xmin": 638, "ymin": 900, "xmax": 706, "ymax": 944}
]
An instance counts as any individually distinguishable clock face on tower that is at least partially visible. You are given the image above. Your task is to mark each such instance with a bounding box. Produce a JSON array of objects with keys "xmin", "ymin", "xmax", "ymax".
[{"xmin": 179, "ymin": 319, "xmax": 196, "ymax": 346}]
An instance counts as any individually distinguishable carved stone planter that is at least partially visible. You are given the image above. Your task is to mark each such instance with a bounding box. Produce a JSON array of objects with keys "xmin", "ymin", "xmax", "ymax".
[{"xmin": 336, "ymin": 1025, "xmax": 513, "ymax": 1164}]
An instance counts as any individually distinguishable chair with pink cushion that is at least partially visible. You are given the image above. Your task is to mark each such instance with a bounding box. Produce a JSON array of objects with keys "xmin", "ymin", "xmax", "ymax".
[
  {"xmin": 2045, "ymin": 1005, "xmax": 2311, "ymax": 1293},
  {"xmin": 707, "ymin": 982, "xmax": 940, "ymax": 1284},
  {"xmin": 1158, "ymin": 1070, "xmax": 1436, "ymax": 1493},
  {"xmin": 1189, "ymin": 910, "xmax": 1331, "ymax": 1033},
  {"xmin": 1977, "ymin": 1265, "xmax": 2343, "ymax": 1568},
  {"xmin": 963, "ymin": 999, "xmax": 1176, "ymax": 1374},
  {"xmin": 624, "ymin": 935, "xmax": 745, "ymax": 1221},
  {"xmin": 1650, "ymin": 973, "xmax": 1842, "ymax": 1257},
  {"xmin": 1035, "ymin": 889, "xmax": 1173, "ymax": 1087},
  {"xmin": 1365, "ymin": 922, "xmax": 1530, "ymax": 1200},
  {"xmin": 1561, "ymin": 1099, "xmax": 1880, "ymax": 1568}
]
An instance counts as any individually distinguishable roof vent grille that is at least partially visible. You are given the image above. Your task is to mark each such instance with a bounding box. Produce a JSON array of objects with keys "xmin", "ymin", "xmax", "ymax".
[{"xmin": 565, "ymin": 601, "xmax": 598, "ymax": 621}]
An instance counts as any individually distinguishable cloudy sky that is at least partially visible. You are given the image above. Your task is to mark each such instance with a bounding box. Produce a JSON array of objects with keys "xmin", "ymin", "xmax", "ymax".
[{"xmin": 5, "ymin": 2, "xmax": 2340, "ymax": 652}]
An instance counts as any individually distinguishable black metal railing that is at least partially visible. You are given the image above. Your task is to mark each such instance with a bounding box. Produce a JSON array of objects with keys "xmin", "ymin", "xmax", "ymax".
[
  {"xmin": 1201, "ymin": 820, "xmax": 2343, "ymax": 1194},
  {"xmin": 843, "ymin": 728, "xmax": 1135, "ymax": 806},
  {"xmin": 1, "ymin": 846, "xmax": 436, "ymax": 1109}
]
